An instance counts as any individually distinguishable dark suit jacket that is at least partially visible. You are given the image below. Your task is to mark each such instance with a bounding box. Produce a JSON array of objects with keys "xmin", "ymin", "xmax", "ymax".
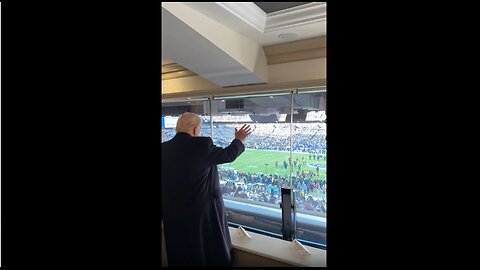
[{"xmin": 161, "ymin": 132, "xmax": 245, "ymax": 267}]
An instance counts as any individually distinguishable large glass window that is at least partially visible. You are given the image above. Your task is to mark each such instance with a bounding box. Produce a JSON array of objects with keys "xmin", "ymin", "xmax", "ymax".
[
  {"xmin": 161, "ymin": 87, "xmax": 327, "ymax": 248},
  {"xmin": 292, "ymin": 88, "xmax": 327, "ymax": 247},
  {"xmin": 212, "ymin": 92, "xmax": 292, "ymax": 238}
]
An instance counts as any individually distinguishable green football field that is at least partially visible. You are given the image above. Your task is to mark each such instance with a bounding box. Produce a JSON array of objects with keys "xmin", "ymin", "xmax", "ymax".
[{"xmin": 219, "ymin": 149, "xmax": 326, "ymax": 181}]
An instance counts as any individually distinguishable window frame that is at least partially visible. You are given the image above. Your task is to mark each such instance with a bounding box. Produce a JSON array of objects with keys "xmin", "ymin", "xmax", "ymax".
[{"xmin": 161, "ymin": 87, "xmax": 326, "ymax": 249}]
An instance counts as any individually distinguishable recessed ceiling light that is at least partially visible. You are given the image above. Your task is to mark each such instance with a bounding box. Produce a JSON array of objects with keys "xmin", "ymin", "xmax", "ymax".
[
  {"xmin": 269, "ymin": 96, "xmax": 274, "ymax": 98},
  {"xmin": 278, "ymin": 33, "xmax": 299, "ymax": 40},
  {"xmin": 221, "ymin": 100, "xmax": 225, "ymax": 102}
]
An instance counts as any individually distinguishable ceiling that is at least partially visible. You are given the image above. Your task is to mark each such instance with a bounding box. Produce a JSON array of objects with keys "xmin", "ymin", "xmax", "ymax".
[
  {"xmin": 254, "ymin": 2, "xmax": 311, "ymax": 14},
  {"xmin": 178, "ymin": 2, "xmax": 326, "ymax": 46},
  {"xmin": 162, "ymin": 2, "xmax": 326, "ymax": 88},
  {"xmin": 161, "ymin": 2, "xmax": 326, "ymax": 64}
]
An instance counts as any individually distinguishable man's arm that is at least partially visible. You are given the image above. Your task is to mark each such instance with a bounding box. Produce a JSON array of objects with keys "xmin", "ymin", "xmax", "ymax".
[
  {"xmin": 207, "ymin": 138, "xmax": 245, "ymax": 165},
  {"xmin": 207, "ymin": 124, "xmax": 252, "ymax": 165}
]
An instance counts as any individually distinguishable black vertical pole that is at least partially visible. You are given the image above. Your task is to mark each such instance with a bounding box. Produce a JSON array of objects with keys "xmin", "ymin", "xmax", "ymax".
[{"xmin": 280, "ymin": 187, "xmax": 296, "ymax": 241}]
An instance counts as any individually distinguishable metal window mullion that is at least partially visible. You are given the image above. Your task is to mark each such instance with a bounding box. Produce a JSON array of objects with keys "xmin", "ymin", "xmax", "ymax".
[
  {"xmin": 289, "ymin": 90, "xmax": 294, "ymax": 188},
  {"xmin": 209, "ymin": 97, "xmax": 213, "ymax": 139}
]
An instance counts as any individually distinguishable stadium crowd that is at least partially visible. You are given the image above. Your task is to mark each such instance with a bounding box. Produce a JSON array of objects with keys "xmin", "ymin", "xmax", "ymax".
[
  {"xmin": 219, "ymin": 168, "xmax": 327, "ymax": 215},
  {"xmin": 161, "ymin": 122, "xmax": 327, "ymax": 214},
  {"xmin": 211, "ymin": 123, "xmax": 326, "ymax": 153}
]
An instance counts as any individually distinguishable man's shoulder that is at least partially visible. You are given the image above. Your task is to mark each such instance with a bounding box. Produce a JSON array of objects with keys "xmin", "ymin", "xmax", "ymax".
[
  {"xmin": 162, "ymin": 136, "xmax": 212, "ymax": 144},
  {"xmin": 192, "ymin": 136, "xmax": 213, "ymax": 144},
  {"xmin": 162, "ymin": 137, "xmax": 178, "ymax": 147},
  {"xmin": 161, "ymin": 140, "xmax": 171, "ymax": 147}
]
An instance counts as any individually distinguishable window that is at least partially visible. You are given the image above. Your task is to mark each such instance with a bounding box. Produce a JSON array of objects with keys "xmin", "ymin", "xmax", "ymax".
[
  {"xmin": 292, "ymin": 88, "xmax": 327, "ymax": 247},
  {"xmin": 161, "ymin": 87, "xmax": 327, "ymax": 248},
  {"xmin": 212, "ymin": 92, "xmax": 292, "ymax": 238}
]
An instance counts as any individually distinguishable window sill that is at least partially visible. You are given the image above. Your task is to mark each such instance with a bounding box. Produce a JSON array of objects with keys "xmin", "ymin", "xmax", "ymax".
[{"xmin": 229, "ymin": 226, "xmax": 326, "ymax": 267}]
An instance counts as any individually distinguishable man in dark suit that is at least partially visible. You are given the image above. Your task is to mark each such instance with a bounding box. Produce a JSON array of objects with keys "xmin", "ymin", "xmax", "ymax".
[{"xmin": 161, "ymin": 112, "xmax": 252, "ymax": 267}]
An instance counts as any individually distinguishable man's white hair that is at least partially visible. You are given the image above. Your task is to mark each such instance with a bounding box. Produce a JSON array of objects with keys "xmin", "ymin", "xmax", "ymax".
[{"xmin": 176, "ymin": 112, "xmax": 201, "ymax": 133}]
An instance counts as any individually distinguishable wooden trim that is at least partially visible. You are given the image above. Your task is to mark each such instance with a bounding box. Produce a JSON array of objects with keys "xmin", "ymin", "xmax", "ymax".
[
  {"xmin": 267, "ymin": 47, "xmax": 326, "ymax": 65},
  {"xmin": 162, "ymin": 63, "xmax": 197, "ymax": 80},
  {"xmin": 265, "ymin": 2, "xmax": 326, "ymax": 33},
  {"xmin": 264, "ymin": 36, "xmax": 326, "ymax": 56},
  {"xmin": 161, "ymin": 70, "xmax": 197, "ymax": 80},
  {"xmin": 215, "ymin": 2, "xmax": 266, "ymax": 33},
  {"xmin": 162, "ymin": 63, "xmax": 184, "ymax": 73},
  {"xmin": 263, "ymin": 36, "xmax": 326, "ymax": 65}
]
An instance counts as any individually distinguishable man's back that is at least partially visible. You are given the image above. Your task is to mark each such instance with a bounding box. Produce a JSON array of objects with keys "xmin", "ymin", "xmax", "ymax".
[
  {"xmin": 162, "ymin": 133, "xmax": 214, "ymax": 219},
  {"xmin": 161, "ymin": 132, "xmax": 245, "ymax": 267}
]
